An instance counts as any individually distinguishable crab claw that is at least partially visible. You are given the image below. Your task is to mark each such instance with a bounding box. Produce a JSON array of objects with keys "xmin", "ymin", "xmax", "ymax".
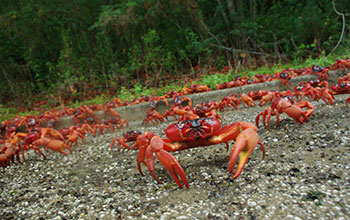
[
  {"xmin": 292, "ymin": 101, "xmax": 314, "ymax": 124},
  {"xmin": 228, "ymin": 127, "xmax": 265, "ymax": 179},
  {"xmin": 346, "ymin": 96, "xmax": 350, "ymax": 107},
  {"xmin": 136, "ymin": 133, "xmax": 188, "ymax": 188},
  {"xmin": 150, "ymin": 136, "xmax": 189, "ymax": 188}
]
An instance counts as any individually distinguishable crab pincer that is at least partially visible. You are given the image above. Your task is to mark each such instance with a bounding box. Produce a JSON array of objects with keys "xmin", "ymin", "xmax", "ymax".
[
  {"xmin": 150, "ymin": 136, "xmax": 188, "ymax": 188},
  {"xmin": 137, "ymin": 134, "xmax": 188, "ymax": 189},
  {"xmin": 228, "ymin": 127, "xmax": 265, "ymax": 179}
]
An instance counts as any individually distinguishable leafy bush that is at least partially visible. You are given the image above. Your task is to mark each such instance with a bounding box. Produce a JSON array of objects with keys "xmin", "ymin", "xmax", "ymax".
[{"xmin": 0, "ymin": 0, "xmax": 349, "ymax": 107}]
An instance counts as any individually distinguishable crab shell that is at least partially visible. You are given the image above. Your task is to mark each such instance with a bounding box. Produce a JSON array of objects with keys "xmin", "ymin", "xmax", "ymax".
[{"xmin": 164, "ymin": 118, "xmax": 221, "ymax": 142}]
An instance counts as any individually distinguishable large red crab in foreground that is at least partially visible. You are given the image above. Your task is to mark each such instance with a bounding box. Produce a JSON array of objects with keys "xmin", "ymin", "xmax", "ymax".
[{"xmin": 135, "ymin": 117, "xmax": 265, "ymax": 188}]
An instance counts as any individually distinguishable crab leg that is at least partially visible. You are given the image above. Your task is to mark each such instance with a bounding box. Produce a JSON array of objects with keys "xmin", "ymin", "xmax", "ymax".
[
  {"xmin": 137, "ymin": 131, "xmax": 158, "ymax": 176},
  {"xmin": 30, "ymin": 145, "xmax": 46, "ymax": 159},
  {"xmin": 256, "ymin": 107, "xmax": 280, "ymax": 129},
  {"xmin": 264, "ymin": 107, "xmax": 272, "ymax": 129},
  {"xmin": 136, "ymin": 137, "xmax": 148, "ymax": 176},
  {"xmin": 110, "ymin": 138, "xmax": 131, "ymax": 151},
  {"xmin": 145, "ymin": 144, "xmax": 163, "ymax": 184},
  {"xmin": 256, "ymin": 108, "xmax": 270, "ymax": 129}
]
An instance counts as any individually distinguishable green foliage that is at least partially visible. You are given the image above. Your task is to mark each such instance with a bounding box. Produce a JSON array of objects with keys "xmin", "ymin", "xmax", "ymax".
[
  {"xmin": 0, "ymin": 50, "xmax": 348, "ymax": 120},
  {"xmin": 118, "ymin": 87, "xmax": 135, "ymax": 102},
  {"xmin": 0, "ymin": 104, "xmax": 12, "ymax": 117},
  {"xmin": 0, "ymin": 104, "xmax": 39, "ymax": 121},
  {"xmin": 0, "ymin": 0, "xmax": 349, "ymax": 108},
  {"xmin": 199, "ymin": 73, "xmax": 234, "ymax": 89}
]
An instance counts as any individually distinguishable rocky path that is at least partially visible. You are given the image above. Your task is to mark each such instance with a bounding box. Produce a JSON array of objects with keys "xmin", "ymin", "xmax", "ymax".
[{"xmin": 1, "ymin": 94, "xmax": 350, "ymax": 219}]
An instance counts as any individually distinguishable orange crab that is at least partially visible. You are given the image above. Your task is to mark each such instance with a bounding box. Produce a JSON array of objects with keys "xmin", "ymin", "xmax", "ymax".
[
  {"xmin": 163, "ymin": 96, "xmax": 192, "ymax": 121},
  {"xmin": 24, "ymin": 129, "xmax": 72, "ymax": 155},
  {"xmin": 218, "ymin": 95, "xmax": 241, "ymax": 111},
  {"xmin": 256, "ymin": 96, "xmax": 314, "ymax": 129},
  {"xmin": 110, "ymin": 130, "xmax": 142, "ymax": 151},
  {"xmin": 278, "ymin": 71, "xmax": 292, "ymax": 89},
  {"xmin": 241, "ymin": 94, "xmax": 256, "ymax": 107},
  {"xmin": 142, "ymin": 100, "xmax": 165, "ymax": 126},
  {"xmin": 258, "ymin": 91, "xmax": 280, "ymax": 106},
  {"xmin": 135, "ymin": 117, "xmax": 265, "ymax": 188}
]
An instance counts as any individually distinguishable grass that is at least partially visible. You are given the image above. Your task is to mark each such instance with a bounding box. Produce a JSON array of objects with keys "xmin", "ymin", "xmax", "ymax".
[{"xmin": 1, "ymin": 49, "xmax": 349, "ymax": 121}]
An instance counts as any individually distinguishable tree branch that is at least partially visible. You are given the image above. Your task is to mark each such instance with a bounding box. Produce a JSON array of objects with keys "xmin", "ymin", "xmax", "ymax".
[
  {"xmin": 330, "ymin": 0, "xmax": 346, "ymax": 53},
  {"xmin": 213, "ymin": 44, "xmax": 288, "ymax": 57}
]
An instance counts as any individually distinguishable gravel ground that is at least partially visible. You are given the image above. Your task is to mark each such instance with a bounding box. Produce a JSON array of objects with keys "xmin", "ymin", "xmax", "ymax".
[{"xmin": 1, "ymin": 94, "xmax": 350, "ymax": 220}]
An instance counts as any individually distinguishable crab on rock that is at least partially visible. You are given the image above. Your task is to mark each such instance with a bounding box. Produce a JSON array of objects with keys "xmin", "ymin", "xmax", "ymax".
[{"xmin": 136, "ymin": 117, "xmax": 265, "ymax": 188}]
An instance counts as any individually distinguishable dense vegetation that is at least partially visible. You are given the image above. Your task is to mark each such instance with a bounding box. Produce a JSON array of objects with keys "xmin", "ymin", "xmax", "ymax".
[{"xmin": 1, "ymin": 0, "xmax": 349, "ymax": 107}]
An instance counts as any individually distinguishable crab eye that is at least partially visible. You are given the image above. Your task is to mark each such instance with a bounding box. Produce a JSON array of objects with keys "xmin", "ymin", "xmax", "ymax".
[
  {"xmin": 312, "ymin": 65, "xmax": 323, "ymax": 72},
  {"xmin": 191, "ymin": 119, "xmax": 201, "ymax": 128},
  {"xmin": 280, "ymin": 72, "xmax": 288, "ymax": 78},
  {"xmin": 174, "ymin": 97, "xmax": 182, "ymax": 105},
  {"xmin": 201, "ymin": 117, "xmax": 213, "ymax": 125},
  {"xmin": 176, "ymin": 120, "xmax": 190, "ymax": 129},
  {"xmin": 176, "ymin": 121, "xmax": 184, "ymax": 129}
]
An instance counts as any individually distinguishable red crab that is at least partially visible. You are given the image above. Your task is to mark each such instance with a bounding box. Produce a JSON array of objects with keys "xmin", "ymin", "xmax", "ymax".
[
  {"xmin": 0, "ymin": 143, "xmax": 22, "ymax": 167},
  {"xmin": 347, "ymin": 96, "xmax": 350, "ymax": 107},
  {"xmin": 193, "ymin": 101, "xmax": 222, "ymax": 121},
  {"xmin": 248, "ymin": 90, "xmax": 268, "ymax": 101},
  {"xmin": 73, "ymin": 106, "xmax": 99, "ymax": 125},
  {"xmin": 258, "ymin": 91, "xmax": 280, "ymax": 106},
  {"xmin": 294, "ymin": 81, "xmax": 319, "ymax": 101},
  {"xmin": 317, "ymin": 81, "xmax": 336, "ymax": 105},
  {"xmin": 0, "ymin": 132, "xmax": 36, "ymax": 167},
  {"xmin": 182, "ymin": 84, "xmax": 211, "ymax": 94},
  {"xmin": 24, "ymin": 128, "xmax": 72, "ymax": 156},
  {"xmin": 217, "ymin": 95, "xmax": 241, "ymax": 111},
  {"xmin": 331, "ymin": 82, "xmax": 350, "ymax": 94},
  {"xmin": 309, "ymin": 65, "xmax": 329, "ymax": 81},
  {"xmin": 66, "ymin": 129, "xmax": 86, "ymax": 148},
  {"xmin": 337, "ymin": 72, "xmax": 350, "ymax": 84},
  {"xmin": 163, "ymin": 96, "xmax": 192, "ymax": 121},
  {"xmin": 135, "ymin": 117, "xmax": 265, "ymax": 188},
  {"xmin": 32, "ymin": 138, "xmax": 72, "ymax": 155},
  {"xmin": 6, "ymin": 132, "xmax": 46, "ymax": 162},
  {"xmin": 170, "ymin": 106, "xmax": 200, "ymax": 121},
  {"xmin": 256, "ymin": 96, "xmax": 314, "ymax": 129},
  {"xmin": 103, "ymin": 108, "xmax": 129, "ymax": 129},
  {"xmin": 142, "ymin": 100, "xmax": 165, "ymax": 126},
  {"xmin": 110, "ymin": 130, "xmax": 142, "ymax": 151},
  {"xmin": 241, "ymin": 94, "xmax": 256, "ymax": 107},
  {"xmin": 278, "ymin": 71, "xmax": 292, "ymax": 89},
  {"xmin": 330, "ymin": 58, "xmax": 350, "ymax": 70}
]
